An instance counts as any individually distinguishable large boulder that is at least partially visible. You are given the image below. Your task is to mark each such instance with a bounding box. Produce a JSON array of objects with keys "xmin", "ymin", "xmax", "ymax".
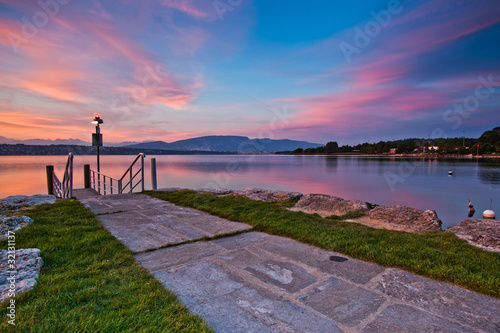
[
  {"xmin": 0, "ymin": 248, "xmax": 43, "ymax": 304},
  {"xmin": 0, "ymin": 195, "xmax": 56, "ymax": 213},
  {"xmin": 446, "ymin": 219, "xmax": 500, "ymax": 252},
  {"xmin": 288, "ymin": 194, "xmax": 369, "ymax": 217},
  {"xmin": 231, "ymin": 188, "xmax": 303, "ymax": 202},
  {"xmin": 0, "ymin": 216, "xmax": 34, "ymax": 241},
  {"xmin": 367, "ymin": 205, "xmax": 442, "ymax": 232}
]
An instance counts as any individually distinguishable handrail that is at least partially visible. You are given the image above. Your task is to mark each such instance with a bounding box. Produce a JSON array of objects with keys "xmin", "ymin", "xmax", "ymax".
[
  {"xmin": 89, "ymin": 153, "xmax": 145, "ymax": 195},
  {"xmin": 90, "ymin": 170, "xmax": 121, "ymax": 195},
  {"xmin": 52, "ymin": 153, "xmax": 73, "ymax": 198},
  {"xmin": 120, "ymin": 153, "xmax": 144, "ymax": 180},
  {"xmin": 119, "ymin": 153, "xmax": 145, "ymax": 193}
]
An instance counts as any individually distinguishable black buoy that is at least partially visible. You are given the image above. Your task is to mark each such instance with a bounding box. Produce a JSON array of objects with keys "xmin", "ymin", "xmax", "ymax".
[{"xmin": 468, "ymin": 201, "xmax": 475, "ymax": 218}]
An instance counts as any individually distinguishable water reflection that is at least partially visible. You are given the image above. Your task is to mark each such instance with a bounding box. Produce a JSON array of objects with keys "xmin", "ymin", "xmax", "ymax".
[
  {"xmin": 0, "ymin": 155, "xmax": 498, "ymax": 229},
  {"xmin": 478, "ymin": 168, "xmax": 500, "ymax": 185},
  {"xmin": 325, "ymin": 157, "xmax": 338, "ymax": 172}
]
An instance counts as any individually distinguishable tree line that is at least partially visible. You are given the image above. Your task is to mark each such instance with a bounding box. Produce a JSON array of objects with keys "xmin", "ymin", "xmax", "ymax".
[{"xmin": 293, "ymin": 128, "xmax": 500, "ymax": 155}]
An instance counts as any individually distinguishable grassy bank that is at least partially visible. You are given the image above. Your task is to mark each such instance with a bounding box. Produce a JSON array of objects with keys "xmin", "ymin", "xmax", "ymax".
[
  {"xmin": 146, "ymin": 190, "xmax": 500, "ymax": 298},
  {"xmin": 0, "ymin": 199, "xmax": 213, "ymax": 333}
]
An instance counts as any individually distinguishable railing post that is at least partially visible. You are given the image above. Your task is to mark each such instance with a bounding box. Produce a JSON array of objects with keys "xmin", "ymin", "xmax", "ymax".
[
  {"xmin": 129, "ymin": 168, "xmax": 133, "ymax": 193},
  {"xmin": 46, "ymin": 165, "xmax": 54, "ymax": 195},
  {"xmin": 150, "ymin": 158, "xmax": 157, "ymax": 190},
  {"xmin": 84, "ymin": 164, "xmax": 90, "ymax": 189},
  {"xmin": 69, "ymin": 153, "xmax": 73, "ymax": 198},
  {"xmin": 118, "ymin": 179, "xmax": 122, "ymax": 194},
  {"xmin": 141, "ymin": 155, "xmax": 145, "ymax": 192}
]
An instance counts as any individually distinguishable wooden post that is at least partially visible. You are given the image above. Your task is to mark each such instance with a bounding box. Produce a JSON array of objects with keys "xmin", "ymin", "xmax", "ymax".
[
  {"xmin": 151, "ymin": 158, "xmax": 157, "ymax": 190},
  {"xmin": 84, "ymin": 164, "xmax": 90, "ymax": 189},
  {"xmin": 46, "ymin": 165, "xmax": 54, "ymax": 195}
]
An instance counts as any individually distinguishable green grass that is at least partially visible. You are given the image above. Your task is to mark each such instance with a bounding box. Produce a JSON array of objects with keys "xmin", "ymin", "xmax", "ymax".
[
  {"xmin": 145, "ymin": 190, "xmax": 500, "ymax": 298},
  {"xmin": 326, "ymin": 211, "xmax": 366, "ymax": 220},
  {"xmin": 0, "ymin": 199, "xmax": 213, "ymax": 333}
]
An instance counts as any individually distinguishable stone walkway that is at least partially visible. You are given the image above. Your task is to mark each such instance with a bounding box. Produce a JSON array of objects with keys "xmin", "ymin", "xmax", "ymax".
[{"xmin": 75, "ymin": 189, "xmax": 500, "ymax": 333}]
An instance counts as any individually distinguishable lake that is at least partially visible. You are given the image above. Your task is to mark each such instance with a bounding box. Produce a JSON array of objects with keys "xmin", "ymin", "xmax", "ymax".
[{"xmin": 0, "ymin": 154, "xmax": 499, "ymax": 229}]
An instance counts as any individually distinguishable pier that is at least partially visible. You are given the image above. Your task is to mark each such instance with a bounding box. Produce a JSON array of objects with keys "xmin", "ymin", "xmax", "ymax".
[{"xmin": 72, "ymin": 188, "xmax": 500, "ymax": 332}]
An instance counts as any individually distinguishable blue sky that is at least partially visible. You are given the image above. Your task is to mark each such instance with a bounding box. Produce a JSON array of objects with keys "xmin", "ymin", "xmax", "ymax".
[{"xmin": 0, "ymin": 0, "xmax": 499, "ymax": 144}]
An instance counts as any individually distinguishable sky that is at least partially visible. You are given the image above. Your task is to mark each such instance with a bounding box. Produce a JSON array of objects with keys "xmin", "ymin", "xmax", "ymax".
[{"xmin": 0, "ymin": 0, "xmax": 499, "ymax": 145}]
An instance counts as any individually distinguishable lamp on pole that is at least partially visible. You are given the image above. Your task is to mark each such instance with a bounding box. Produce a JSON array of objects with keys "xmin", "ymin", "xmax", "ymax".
[{"xmin": 91, "ymin": 114, "xmax": 103, "ymax": 173}]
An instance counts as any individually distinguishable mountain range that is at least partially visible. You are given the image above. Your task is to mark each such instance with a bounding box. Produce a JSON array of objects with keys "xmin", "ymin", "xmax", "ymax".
[
  {"xmin": 124, "ymin": 136, "xmax": 321, "ymax": 152},
  {"xmin": 0, "ymin": 135, "xmax": 321, "ymax": 152}
]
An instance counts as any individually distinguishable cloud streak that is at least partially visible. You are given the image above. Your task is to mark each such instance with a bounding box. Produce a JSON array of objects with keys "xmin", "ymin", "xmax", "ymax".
[{"xmin": 0, "ymin": 0, "xmax": 499, "ymax": 144}]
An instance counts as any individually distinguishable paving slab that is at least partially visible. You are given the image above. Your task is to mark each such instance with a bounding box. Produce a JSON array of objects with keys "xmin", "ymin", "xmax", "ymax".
[
  {"xmin": 191, "ymin": 286, "xmax": 343, "ymax": 333},
  {"xmin": 257, "ymin": 236, "xmax": 385, "ymax": 285},
  {"xmin": 75, "ymin": 190, "xmax": 500, "ymax": 333},
  {"xmin": 75, "ymin": 191, "xmax": 252, "ymax": 252},
  {"xmin": 245, "ymin": 259, "xmax": 318, "ymax": 294},
  {"xmin": 298, "ymin": 277, "xmax": 386, "ymax": 328},
  {"xmin": 374, "ymin": 268, "xmax": 500, "ymax": 332},
  {"xmin": 360, "ymin": 305, "xmax": 477, "ymax": 333},
  {"xmin": 135, "ymin": 230, "xmax": 500, "ymax": 333}
]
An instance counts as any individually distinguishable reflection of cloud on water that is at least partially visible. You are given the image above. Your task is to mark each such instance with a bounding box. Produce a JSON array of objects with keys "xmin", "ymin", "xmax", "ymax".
[{"xmin": 161, "ymin": 160, "xmax": 252, "ymax": 175}]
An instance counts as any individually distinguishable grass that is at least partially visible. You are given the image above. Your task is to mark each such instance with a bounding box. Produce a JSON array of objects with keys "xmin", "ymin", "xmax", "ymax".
[
  {"xmin": 145, "ymin": 190, "xmax": 500, "ymax": 298},
  {"xmin": 0, "ymin": 199, "xmax": 213, "ymax": 333}
]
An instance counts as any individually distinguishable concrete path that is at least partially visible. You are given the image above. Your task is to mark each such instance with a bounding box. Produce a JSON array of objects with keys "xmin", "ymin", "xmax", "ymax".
[{"xmin": 75, "ymin": 189, "xmax": 500, "ymax": 333}]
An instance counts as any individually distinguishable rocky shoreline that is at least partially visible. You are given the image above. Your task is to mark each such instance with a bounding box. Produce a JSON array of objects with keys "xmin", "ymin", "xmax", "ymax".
[
  {"xmin": 171, "ymin": 187, "xmax": 499, "ymax": 252},
  {"xmin": 0, "ymin": 195, "xmax": 52, "ymax": 303}
]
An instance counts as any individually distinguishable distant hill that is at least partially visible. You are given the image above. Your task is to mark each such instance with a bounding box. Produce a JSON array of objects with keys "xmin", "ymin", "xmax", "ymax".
[
  {"xmin": 0, "ymin": 136, "xmax": 149, "ymax": 147},
  {"xmin": 124, "ymin": 136, "xmax": 322, "ymax": 152},
  {"xmin": 0, "ymin": 135, "xmax": 321, "ymax": 152},
  {"xmin": 0, "ymin": 136, "xmax": 91, "ymax": 146}
]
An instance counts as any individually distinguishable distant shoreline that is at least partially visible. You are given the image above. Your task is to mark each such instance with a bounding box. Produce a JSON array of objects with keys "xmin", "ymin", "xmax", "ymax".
[
  {"xmin": 0, "ymin": 144, "xmax": 237, "ymax": 156},
  {"xmin": 0, "ymin": 143, "xmax": 499, "ymax": 158},
  {"xmin": 285, "ymin": 152, "xmax": 500, "ymax": 159}
]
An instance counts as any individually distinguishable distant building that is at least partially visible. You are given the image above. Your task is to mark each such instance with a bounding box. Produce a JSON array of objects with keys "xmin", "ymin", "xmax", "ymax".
[
  {"xmin": 390, "ymin": 148, "xmax": 397, "ymax": 154},
  {"xmin": 428, "ymin": 146, "xmax": 439, "ymax": 151}
]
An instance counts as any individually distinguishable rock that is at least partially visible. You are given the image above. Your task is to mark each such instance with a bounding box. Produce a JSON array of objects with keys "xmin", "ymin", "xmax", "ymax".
[
  {"xmin": 231, "ymin": 188, "xmax": 303, "ymax": 202},
  {"xmin": 197, "ymin": 188, "xmax": 235, "ymax": 196},
  {"xmin": 288, "ymin": 194, "xmax": 369, "ymax": 217},
  {"xmin": 446, "ymin": 219, "xmax": 500, "ymax": 252},
  {"xmin": 0, "ymin": 248, "xmax": 43, "ymax": 304},
  {"xmin": 367, "ymin": 205, "xmax": 442, "ymax": 232},
  {"xmin": 0, "ymin": 216, "xmax": 34, "ymax": 241},
  {"xmin": 0, "ymin": 194, "xmax": 57, "ymax": 213}
]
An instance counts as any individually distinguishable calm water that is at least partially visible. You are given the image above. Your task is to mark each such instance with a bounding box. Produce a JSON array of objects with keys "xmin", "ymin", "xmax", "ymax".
[{"xmin": 0, "ymin": 155, "xmax": 499, "ymax": 229}]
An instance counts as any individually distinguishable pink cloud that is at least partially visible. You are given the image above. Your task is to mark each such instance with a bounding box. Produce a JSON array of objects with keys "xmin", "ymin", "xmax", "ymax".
[
  {"xmin": 385, "ymin": 0, "xmax": 500, "ymax": 56},
  {"xmin": 160, "ymin": 0, "xmax": 216, "ymax": 20},
  {"xmin": 0, "ymin": 3, "xmax": 198, "ymax": 109}
]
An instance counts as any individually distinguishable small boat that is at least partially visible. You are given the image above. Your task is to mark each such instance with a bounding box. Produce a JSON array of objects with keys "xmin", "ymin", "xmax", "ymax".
[{"xmin": 448, "ymin": 171, "xmax": 453, "ymax": 176}]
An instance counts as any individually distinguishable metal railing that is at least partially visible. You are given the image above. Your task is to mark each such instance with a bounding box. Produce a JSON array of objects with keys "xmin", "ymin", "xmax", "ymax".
[
  {"xmin": 90, "ymin": 153, "xmax": 145, "ymax": 195},
  {"xmin": 90, "ymin": 170, "xmax": 121, "ymax": 195},
  {"xmin": 52, "ymin": 153, "xmax": 73, "ymax": 198}
]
